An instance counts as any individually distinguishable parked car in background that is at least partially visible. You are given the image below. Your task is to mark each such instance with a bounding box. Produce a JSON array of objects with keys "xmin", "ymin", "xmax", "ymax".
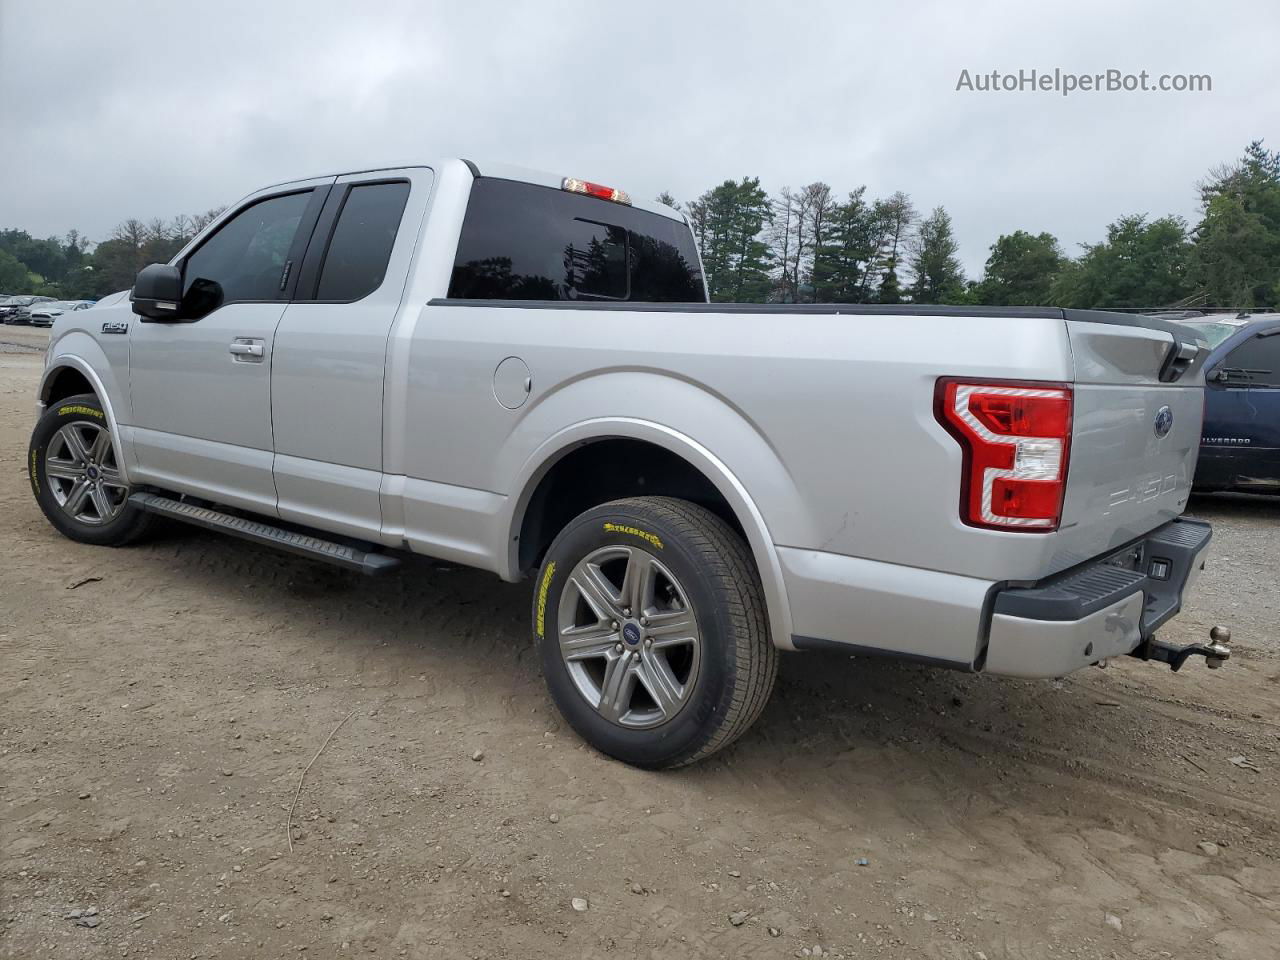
[
  {"xmin": 28, "ymin": 300, "xmax": 93, "ymax": 328},
  {"xmin": 1, "ymin": 295, "xmax": 55, "ymax": 324},
  {"xmin": 0, "ymin": 295, "xmax": 32, "ymax": 322},
  {"xmin": 1170, "ymin": 312, "xmax": 1280, "ymax": 493}
]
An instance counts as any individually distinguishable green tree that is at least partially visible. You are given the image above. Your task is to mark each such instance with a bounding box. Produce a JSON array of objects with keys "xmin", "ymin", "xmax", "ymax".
[
  {"xmin": 873, "ymin": 192, "xmax": 916, "ymax": 304},
  {"xmin": 692, "ymin": 178, "xmax": 773, "ymax": 301},
  {"xmin": 1191, "ymin": 140, "xmax": 1280, "ymax": 307},
  {"xmin": 975, "ymin": 230, "xmax": 1065, "ymax": 305},
  {"xmin": 1051, "ymin": 214, "xmax": 1193, "ymax": 308},
  {"xmin": 655, "ymin": 191, "xmax": 680, "ymax": 210},
  {"xmin": 798, "ymin": 182, "xmax": 836, "ymax": 302},
  {"xmin": 811, "ymin": 187, "xmax": 883, "ymax": 302},
  {"xmin": 908, "ymin": 206, "xmax": 966, "ymax": 303},
  {"xmin": 0, "ymin": 230, "xmax": 69, "ymax": 284},
  {"xmin": 1194, "ymin": 193, "xmax": 1275, "ymax": 307},
  {"xmin": 0, "ymin": 249, "xmax": 29, "ymax": 291}
]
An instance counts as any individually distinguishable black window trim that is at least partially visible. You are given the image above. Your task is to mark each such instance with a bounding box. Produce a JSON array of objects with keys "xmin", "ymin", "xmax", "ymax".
[
  {"xmin": 293, "ymin": 177, "xmax": 412, "ymax": 305},
  {"xmin": 167, "ymin": 185, "xmax": 330, "ymax": 323}
]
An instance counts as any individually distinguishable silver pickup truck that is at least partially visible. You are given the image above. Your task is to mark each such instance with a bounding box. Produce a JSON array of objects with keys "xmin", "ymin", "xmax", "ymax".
[{"xmin": 30, "ymin": 159, "xmax": 1227, "ymax": 768}]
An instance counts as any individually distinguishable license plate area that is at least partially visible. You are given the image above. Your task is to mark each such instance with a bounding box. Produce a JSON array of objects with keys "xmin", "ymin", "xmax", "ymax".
[{"xmin": 1101, "ymin": 542, "xmax": 1145, "ymax": 574}]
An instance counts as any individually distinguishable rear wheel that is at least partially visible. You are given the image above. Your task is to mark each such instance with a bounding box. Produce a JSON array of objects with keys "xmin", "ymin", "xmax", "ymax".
[
  {"xmin": 29, "ymin": 393, "xmax": 153, "ymax": 546},
  {"xmin": 533, "ymin": 496, "xmax": 776, "ymax": 768}
]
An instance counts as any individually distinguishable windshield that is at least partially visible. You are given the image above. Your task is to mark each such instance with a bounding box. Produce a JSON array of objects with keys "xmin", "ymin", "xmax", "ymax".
[{"xmin": 1177, "ymin": 320, "xmax": 1247, "ymax": 349}]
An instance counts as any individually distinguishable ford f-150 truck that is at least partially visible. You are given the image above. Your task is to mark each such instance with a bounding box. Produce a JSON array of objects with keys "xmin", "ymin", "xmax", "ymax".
[{"xmin": 30, "ymin": 159, "xmax": 1228, "ymax": 768}]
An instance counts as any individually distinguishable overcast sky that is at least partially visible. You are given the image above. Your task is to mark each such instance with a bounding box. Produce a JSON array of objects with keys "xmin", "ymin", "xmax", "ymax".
[{"xmin": 1, "ymin": 0, "xmax": 1276, "ymax": 275}]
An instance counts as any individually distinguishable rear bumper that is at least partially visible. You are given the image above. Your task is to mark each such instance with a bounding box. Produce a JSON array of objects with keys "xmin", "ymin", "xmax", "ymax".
[
  {"xmin": 984, "ymin": 517, "xmax": 1212, "ymax": 677},
  {"xmin": 782, "ymin": 517, "xmax": 1211, "ymax": 679}
]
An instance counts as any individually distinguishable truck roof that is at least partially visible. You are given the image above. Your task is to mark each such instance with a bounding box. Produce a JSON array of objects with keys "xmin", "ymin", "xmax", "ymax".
[{"xmin": 260, "ymin": 158, "xmax": 687, "ymax": 224}]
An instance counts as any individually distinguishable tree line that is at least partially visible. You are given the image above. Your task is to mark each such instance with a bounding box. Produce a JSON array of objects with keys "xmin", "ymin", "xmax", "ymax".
[
  {"xmin": 0, "ymin": 210, "xmax": 223, "ymax": 300},
  {"xmin": 660, "ymin": 140, "xmax": 1280, "ymax": 310},
  {"xmin": 3, "ymin": 141, "xmax": 1277, "ymax": 310}
]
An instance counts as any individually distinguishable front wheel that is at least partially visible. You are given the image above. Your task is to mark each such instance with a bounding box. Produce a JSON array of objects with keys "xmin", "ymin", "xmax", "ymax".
[
  {"xmin": 533, "ymin": 496, "xmax": 777, "ymax": 768},
  {"xmin": 29, "ymin": 393, "xmax": 153, "ymax": 546}
]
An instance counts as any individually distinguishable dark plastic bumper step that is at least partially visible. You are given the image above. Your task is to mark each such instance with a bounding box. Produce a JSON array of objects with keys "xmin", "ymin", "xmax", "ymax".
[{"xmin": 129, "ymin": 492, "xmax": 400, "ymax": 575}]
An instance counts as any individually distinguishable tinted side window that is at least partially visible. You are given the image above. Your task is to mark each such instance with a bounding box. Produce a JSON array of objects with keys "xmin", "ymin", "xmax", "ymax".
[
  {"xmin": 182, "ymin": 191, "xmax": 311, "ymax": 317},
  {"xmin": 1224, "ymin": 333, "xmax": 1280, "ymax": 387},
  {"xmin": 315, "ymin": 181, "xmax": 411, "ymax": 301},
  {"xmin": 448, "ymin": 178, "xmax": 704, "ymax": 302}
]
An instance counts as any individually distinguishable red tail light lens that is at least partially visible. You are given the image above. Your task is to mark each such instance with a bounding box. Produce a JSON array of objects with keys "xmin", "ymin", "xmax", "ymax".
[
  {"xmin": 562, "ymin": 177, "xmax": 632, "ymax": 205},
  {"xmin": 935, "ymin": 379, "xmax": 1073, "ymax": 532}
]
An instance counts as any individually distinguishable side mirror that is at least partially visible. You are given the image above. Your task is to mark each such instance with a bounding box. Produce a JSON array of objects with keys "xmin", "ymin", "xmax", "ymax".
[{"xmin": 131, "ymin": 263, "xmax": 183, "ymax": 320}]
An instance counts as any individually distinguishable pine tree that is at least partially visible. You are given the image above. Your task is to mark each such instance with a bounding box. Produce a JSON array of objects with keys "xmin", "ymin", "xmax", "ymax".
[
  {"xmin": 812, "ymin": 187, "xmax": 884, "ymax": 302},
  {"xmin": 689, "ymin": 179, "xmax": 773, "ymax": 301},
  {"xmin": 1192, "ymin": 141, "xmax": 1280, "ymax": 307},
  {"xmin": 908, "ymin": 206, "xmax": 966, "ymax": 303}
]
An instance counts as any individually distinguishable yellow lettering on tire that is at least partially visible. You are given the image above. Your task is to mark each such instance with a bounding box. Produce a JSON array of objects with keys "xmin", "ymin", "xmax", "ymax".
[
  {"xmin": 603, "ymin": 522, "xmax": 663, "ymax": 550},
  {"xmin": 57, "ymin": 404, "xmax": 103, "ymax": 419},
  {"xmin": 536, "ymin": 561, "xmax": 556, "ymax": 638}
]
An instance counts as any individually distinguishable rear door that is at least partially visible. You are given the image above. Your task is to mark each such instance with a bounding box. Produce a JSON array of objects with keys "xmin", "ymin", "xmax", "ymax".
[
  {"xmin": 270, "ymin": 168, "xmax": 432, "ymax": 540},
  {"xmin": 127, "ymin": 182, "xmax": 331, "ymax": 515},
  {"xmin": 1202, "ymin": 327, "xmax": 1280, "ymax": 491}
]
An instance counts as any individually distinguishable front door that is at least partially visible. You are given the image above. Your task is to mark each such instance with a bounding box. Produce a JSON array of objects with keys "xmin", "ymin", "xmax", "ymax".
[
  {"xmin": 126, "ymin": 182, "xmax": 331, "ymax": 515},
  {"xmin": 1202, "ymin": 328, "xmax": 1280, "ymax": 491}
]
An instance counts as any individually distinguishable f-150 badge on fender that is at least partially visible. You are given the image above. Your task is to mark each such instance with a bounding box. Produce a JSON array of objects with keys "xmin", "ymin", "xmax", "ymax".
[{"xmin": 101, "ymin": 321, "xmax": 129, "ymax": 335}]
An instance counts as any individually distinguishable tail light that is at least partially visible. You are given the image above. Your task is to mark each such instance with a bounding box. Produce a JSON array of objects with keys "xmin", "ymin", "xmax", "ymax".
[
  {"xmin": 935, "ymin": 379, "xmax": 1073, "ymax": 532},
  {"xmin": 562, "ymin": 177, "xmax": 631, "ymax": 205}
]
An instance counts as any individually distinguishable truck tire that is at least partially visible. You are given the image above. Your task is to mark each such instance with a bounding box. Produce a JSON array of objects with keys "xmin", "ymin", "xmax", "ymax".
[
  {"xmin": 533, "ymin": 496, "xmax": 776, "ymax": 768},
  {"xmin": 29, "ymin": 393, "xmax": 153, "ymax": 547}
]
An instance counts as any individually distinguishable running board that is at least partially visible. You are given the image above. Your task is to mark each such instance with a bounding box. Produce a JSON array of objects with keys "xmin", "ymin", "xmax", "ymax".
[{"xmin": 128, "ymin": 492, "xmax": 401, "ymax": 576}]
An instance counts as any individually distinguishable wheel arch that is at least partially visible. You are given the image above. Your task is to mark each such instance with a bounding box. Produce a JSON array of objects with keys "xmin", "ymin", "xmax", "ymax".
[
  {"xmin": 37, "ymin": 348, "xmax": 132, "ymax": 487},
  {"xmin": 503, "ymin": 418, "xmax": 796, "ymax": 650}
]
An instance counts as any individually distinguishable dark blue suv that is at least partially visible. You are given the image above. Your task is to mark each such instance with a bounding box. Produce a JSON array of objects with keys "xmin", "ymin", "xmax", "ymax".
[{"xmin": 1170, "ymin": 313, "xmax": 1280, "ymax": 493}]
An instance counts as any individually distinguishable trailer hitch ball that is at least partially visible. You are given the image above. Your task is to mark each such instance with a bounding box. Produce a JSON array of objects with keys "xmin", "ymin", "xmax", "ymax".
[{"xmin": 1205, "ymin": 625, "xmax": 1232, "ymax": 669}]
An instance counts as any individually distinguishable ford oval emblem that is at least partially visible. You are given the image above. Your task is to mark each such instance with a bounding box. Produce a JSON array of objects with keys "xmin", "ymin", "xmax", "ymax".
[{"xmin": 1153, "ymin": 405, "xmax": 1174, "ymax": 438}]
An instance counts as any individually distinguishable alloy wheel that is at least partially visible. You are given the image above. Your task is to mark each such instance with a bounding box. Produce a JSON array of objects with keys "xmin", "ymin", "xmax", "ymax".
[
  {"xmin": 45, "ymin": 421, "xmax": 128, "ymax": 525},
  {"xmin": 557, "ymin": 544, "xmax": 701, "ymax": 729}
]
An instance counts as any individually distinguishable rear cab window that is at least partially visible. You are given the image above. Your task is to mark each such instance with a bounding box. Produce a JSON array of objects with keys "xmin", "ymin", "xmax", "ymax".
[
  {"xmin": 314, "ymin": 181, "xmax": 411, "ymax": 301},
  {"xmin": 447, "ymin": 178, "xmax": 706, "ymax": 303}
]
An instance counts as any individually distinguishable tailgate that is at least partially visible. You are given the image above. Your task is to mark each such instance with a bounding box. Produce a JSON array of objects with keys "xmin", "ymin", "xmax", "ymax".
[{"xmin": 1054, "ymin": 312, "xmax": 1209, "ymax": 568}]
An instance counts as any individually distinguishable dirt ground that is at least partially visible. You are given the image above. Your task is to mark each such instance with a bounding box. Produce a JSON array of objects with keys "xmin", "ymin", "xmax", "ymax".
[{"xmin": 1, "ymin": 324, "xmax": 1278, "ymax": 960}]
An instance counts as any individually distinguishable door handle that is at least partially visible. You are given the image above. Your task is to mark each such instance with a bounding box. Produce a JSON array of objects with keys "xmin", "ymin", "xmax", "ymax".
[{"xmin": 229, "ymin": 338, "xmax": 265, "ymax": 361}]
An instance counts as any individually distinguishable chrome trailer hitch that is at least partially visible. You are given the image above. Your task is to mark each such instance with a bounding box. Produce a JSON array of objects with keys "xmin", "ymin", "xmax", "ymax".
[{"xmin": 1133, "ymin": 626, "xmax": 1232, "ymax": 672}]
